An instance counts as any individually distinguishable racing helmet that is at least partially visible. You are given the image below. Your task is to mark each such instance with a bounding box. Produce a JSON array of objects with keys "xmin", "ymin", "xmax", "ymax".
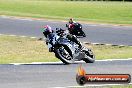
[
  {"xmin": 42, "ymin": 25, "xmax": 52, "ymax": 37},
  {"xmin": 69, "ymin": 18, "xmax": 74, "ymax": 24}
]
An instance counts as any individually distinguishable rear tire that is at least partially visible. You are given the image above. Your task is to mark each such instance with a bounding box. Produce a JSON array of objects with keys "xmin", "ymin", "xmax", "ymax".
[
  {"xmin": 80, "ymin": 30, "xmax": 86, "ymax": 37},
  {"xmin": 82, "ymin": 33, "xmax": 86, "ymax": 37},
  {"xmin": 83, "ymin": 49, "xmax": 95, "ymax": 63}
]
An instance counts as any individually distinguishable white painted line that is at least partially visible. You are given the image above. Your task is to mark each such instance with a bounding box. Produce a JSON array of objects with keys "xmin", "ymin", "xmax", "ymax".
[
  {"xmin": 96, "ymin": 58, "xmax": 132, "ymax": 62},
  {"xmin": 10, "ymin": 63, "xmax": 28, "ymax": 65},
  {"xmin": 0, "ymin": 15, "xmax": 10, "ymax": 19},
  {"xmin": 20, "ymin": 36, "xmax": 27, "ymax": 38},
  {"xmin": 50, "ymin": 87, "xmax": 67, "ymax": 88},
  {"xmin": 68, "ymin": 83, "xmax": 132, "ymax": 88},
  {"xmin": 31, "ymin": 61, "xmax": 63, "ymax": 64},
  {"xmin": 84, "ymin": 42, "xmax": 128, "ymax": 47},
  {"xmin": 10, "ymin": 62, "xmax": 63, "ymax": 65},
  {"xmin": 30, "ymin": 37, "xmax": 37, "ymax": 39},
  {"xmin": 0, "ymin": 34, "xmax": 4, "ymax": 35},
  {"xmin": 18, "ymin": 18, "xmax": 33, "ymax": 21},
  {"xmin": 105, "ymin": 44, "xmax": 112, "ymax": 46},
  {"xmin": 0, "ymin": 34, "xmax": 39, "ymax": 39},
  {"xmin": 10, "ymin": 61, "xmax": 85, "ymax": 65},
  {"xmin": 92, "ymin": 43, "xmax": 100, "ymax": 45},
  {"xmin": 9, "ymin": 58, "xmax": 132, "ymax": 65},
  {"xmin": 119, "ymin": 45, "xmax": 125, "ymax": 47}
]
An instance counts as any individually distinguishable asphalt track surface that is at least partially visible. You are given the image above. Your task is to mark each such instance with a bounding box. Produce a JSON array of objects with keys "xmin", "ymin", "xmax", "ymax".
[
  {"xmin": 0, "ymin": 16, "xmax": 132, "ymax": 45},
  {"xmin": 0, "ymin": 60, "xmax": 132, "ymax": 88},
  {"xmin": 0, "ymin": 16, "xmax": 132, "ymax": 88}
]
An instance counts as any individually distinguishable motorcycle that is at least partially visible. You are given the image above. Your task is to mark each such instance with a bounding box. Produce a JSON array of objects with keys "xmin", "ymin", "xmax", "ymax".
[
  {"xmin": 66, "ymin": 23, "xmax": 86, "ymax": 37},
  {"xmin": 46, "ymin": 29, "xmax": 95, "ymax": 64}
]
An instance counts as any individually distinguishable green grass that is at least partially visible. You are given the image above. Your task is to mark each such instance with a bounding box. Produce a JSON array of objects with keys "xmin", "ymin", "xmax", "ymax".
[
  {"xmin": 0, "ymin": 0, "xmax": 132, "ymax": 24},
  {"xmin": 85, "ymin": 44, "xmax": 132, "ymax": 60},
  {"xmin": 0, "ymin": 35, "xmax": 58, "ymax": 64},
  {"xmin": 110, "ymin": 85, "xmax": 132, "ymax": 88},
  {"xmin": 0, "ymin": 35, "xmax": 132, "ymax": 64}
]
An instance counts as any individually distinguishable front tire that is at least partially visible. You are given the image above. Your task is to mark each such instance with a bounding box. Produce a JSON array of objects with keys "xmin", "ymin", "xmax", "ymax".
[{"xmin": 54, "ymin": 45, "xmax": 73, "ymax": 64}]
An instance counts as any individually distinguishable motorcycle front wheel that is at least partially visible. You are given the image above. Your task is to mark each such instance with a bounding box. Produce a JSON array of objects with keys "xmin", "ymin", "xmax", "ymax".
[{"xmin": 54, "ymin": 45, "xmax": 73, "ymax": 64}]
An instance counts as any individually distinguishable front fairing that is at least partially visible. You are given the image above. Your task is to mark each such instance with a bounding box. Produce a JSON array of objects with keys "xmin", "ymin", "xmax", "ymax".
[
  {"xmin": 56, "ymin": 37, "xmax": 72, "ymax": 48},
  {"xmin": 56, "ymin": 37, "xmax": 76, "ymax": 54}
]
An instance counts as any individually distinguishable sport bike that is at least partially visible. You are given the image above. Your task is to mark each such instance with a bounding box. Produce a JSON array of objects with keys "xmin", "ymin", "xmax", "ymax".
[
  {"xmin": 46, "ymin": 30, "xmax": 95, "ymax": 64},
  {"xmin": 66, "ymin": 23, "xmax": 86, "ymax": 37}
]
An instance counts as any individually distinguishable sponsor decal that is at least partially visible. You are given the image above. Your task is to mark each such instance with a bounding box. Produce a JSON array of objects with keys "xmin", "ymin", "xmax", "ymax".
[{"xmin": 76, "ymin": 65, "xmax": 131, "ymax": 85}]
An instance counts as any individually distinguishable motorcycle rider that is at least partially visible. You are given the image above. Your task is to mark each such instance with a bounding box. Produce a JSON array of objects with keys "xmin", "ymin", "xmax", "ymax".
[
  {"xmin": 68, "ymin": 18, "xmax": 76, "ymax": 29},
  {"xmin": 42, "ymin": 25, "xmax": 82, "ymax": 51},
  {"xmin": 56, "ymin": 28, "xmax": 82, "ymax": 49},
  {"xmin": 41, "ymin": 25, "xmax": 54, "ymax": 46}
]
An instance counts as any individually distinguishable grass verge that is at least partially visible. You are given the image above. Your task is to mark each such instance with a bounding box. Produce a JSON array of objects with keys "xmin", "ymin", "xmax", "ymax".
[
  {"xmin": 109, "ymin": 85, "xmax": 132, "ymax": 88},
  {"xmin": 0, "ymin": 35, "xmax": 132, "ymax": 64},
  {"xmin": 0, "ymin": 0, "xmax": 132, "ymax": 24},
  {"xmin": 0, "ymin": 35, "xmax": 58, "ymax": 64},
  {"xmin": 85, "ymin": 44, "xmax": 132, "ymax": 60}
]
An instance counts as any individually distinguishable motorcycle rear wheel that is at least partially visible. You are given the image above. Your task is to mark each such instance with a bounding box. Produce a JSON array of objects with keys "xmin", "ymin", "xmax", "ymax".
[
  {"xmin": 80, "ymin": 30, "xmax": 86, "ymax": 37},
  {"xmin": 83, "ymin": 49, "xmax": 95, "ymax": 63}
]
